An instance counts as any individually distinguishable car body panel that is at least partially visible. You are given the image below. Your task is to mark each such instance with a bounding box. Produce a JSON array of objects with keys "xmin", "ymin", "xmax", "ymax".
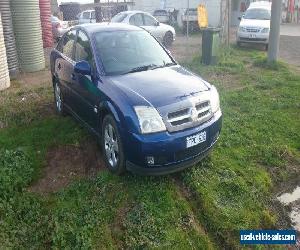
[
  {"xmin": 108, "ymin": 66, "xmax": 209, "ymax": 108},
  {"xmin": 126, "ymin": 110, "xmax": 222, "ymax": 175}
]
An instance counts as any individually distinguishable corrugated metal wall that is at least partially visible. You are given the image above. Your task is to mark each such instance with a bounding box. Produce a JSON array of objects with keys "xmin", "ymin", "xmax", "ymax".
[
  {"xmin": 11, "ymin": 0, "xmax": 45, "ymax": 72},
  {"xmin": 0, "ymin": 0, "xmax": 19, "ymax": 77},
  {"xmin": 0, "ymin": 14, "xmax": 10, "ymax": 91},
  {"xmin": 39, "ymin": 0, "xmax": 53, "ymax": 48}
]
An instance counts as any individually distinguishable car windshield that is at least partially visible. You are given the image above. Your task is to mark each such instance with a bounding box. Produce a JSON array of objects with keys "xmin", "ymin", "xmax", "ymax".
[
  {"xmin": 244, "ymin": 8, "xmax": 271, "ymax": 20},
  {"xmin": 94, "ymin": 30, "xmax": 175, "ymax": 76},
  {"xmin": 111, "ymin": 13, "xmax": 128, "ymax": 22}
]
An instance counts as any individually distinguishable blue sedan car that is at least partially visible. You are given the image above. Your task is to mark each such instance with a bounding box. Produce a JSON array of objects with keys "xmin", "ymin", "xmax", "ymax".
[{"xmin": 50, "ymin": 23, "xmax": 222, "ymax": 175}]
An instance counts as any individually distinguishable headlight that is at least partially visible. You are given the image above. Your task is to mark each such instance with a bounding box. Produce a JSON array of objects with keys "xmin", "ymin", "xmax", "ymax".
[
  {"xmin": 134, "ymin": 106, "xmax": 166, "ymax": 134},
  {"xmin": 261, "ymin": 28, "xmax": 269, "ymax": 33},
  {"xmin": 239, "ymin": 26, "xmax": 246, "ymax": 32},
  {"xmin": 210, "ymin": 86, "xmax": 220, "ymax": 113}
]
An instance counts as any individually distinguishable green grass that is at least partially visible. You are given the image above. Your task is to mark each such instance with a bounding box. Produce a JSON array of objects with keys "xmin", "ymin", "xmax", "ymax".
[{"xmin": 0, "ymin": 47, "xmax": 299, "ymax": 249}]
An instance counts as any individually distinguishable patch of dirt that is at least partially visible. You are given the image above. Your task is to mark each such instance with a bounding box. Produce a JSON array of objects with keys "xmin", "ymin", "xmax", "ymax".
[
  {"xmin": 207, "ymin": 73, "xmax": 245, "ymax": 91},
  {"xmin": 29, "ymin": 139, "xmax": 105, "ymax": 194},
  {"xmin": 111, "ymin": 202, "xmax": 131, "ymax": 249},
  {"xmin": 16, "ymin": 70, "xmax": 51, "ymax": 86},
  {"xmin": 171, "ymin": 176, "xmax": 213, "ymax": 239},
  {"xmin": 268, "ymin": 152, "xmax": 300, "ymax": 235},
  {"xmin": 170, "ymin": 34, "xmax": 202, "ymax": 63}
]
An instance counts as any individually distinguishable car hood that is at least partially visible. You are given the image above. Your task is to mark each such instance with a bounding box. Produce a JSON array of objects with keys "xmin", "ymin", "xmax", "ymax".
[
  {"xmin": 107, "ymin": 66, "xmax": 210, "ymax": 108},
  {"xmin": 240, "ymin": 18, "xmax": 270, "ymax": 28}
]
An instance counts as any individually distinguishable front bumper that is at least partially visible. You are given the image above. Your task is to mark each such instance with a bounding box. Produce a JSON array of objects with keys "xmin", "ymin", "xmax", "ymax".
[
  {"xmin": 237, "ymin": 31, "xmax": 269, "ymax": 44},
  {"xmin": 125, "ymin": 110, "xmax": 222, "ymax": 175}
]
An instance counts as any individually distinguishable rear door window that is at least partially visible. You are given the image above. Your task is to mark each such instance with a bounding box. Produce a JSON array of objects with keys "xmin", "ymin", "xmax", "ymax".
[
  {"xmin": 129, "ymin": 13, "xmax": 144, "ymax": 26},
  {"xmin": 143, "ymin": 14, "xmax": 157, "ymax": 26}
]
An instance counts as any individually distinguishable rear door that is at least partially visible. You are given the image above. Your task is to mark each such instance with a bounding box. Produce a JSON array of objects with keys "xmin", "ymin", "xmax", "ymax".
[
  {"xmin": 55, "ymin": 29, "xmax": 77, "ymax": 107},
  {"xmin": 72, "ymin": 29, "xmax": 99, "ymax": 129},
  {"xmin": 141, "ymin": 14, "xmax": 162, "ymax": 41}
]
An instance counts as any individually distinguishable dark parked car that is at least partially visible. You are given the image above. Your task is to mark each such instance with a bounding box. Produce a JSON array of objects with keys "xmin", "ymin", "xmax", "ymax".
[{"xmin": 50, "ymin": 23, "xmax": 222, "ymax": 175}]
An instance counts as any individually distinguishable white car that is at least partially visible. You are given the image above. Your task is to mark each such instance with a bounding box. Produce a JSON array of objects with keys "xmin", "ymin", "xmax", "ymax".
[
  {"xmin": 78, "ymin": 10, "xmax": 96, "ymax": 24},
  {"xmin": 111, "ymin": 11, "xmax": 176, "ymax": 47},
  {"xmin": 237, "ymin": 1, "xmax": 271, "ymax": 50}
]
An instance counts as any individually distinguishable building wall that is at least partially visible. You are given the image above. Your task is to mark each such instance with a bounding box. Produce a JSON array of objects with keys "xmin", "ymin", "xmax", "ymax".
[{"xmin": 132, "ymin": 0, "xmax": 222, "ymax": 27}]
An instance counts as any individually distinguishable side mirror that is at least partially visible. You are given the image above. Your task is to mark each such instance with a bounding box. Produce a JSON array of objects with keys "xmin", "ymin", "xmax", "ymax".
[
  {"xmin": 238, "ymin": 17, "xmax": 242, "ymax": 21},
  {"xmin": 74, "ymin": 60, "xmax": 91, "ymax": 75},
  {"xmin": 155, "ymin": 21, "xmax": 160, "ymax": 26}
]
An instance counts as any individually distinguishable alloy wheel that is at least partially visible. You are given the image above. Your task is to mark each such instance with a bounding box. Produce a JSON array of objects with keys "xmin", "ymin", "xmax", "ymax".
[
  {"xmin": 104, "ymin": 123, "xmax": 119, "ymax": 168},
  {"xmin": 54, "ymin": 83, "xmax": 62, "ymax": 112}
]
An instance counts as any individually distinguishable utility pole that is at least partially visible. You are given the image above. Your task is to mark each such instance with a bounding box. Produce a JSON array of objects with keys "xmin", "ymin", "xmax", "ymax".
[
  {"xmin": 227, "ymin": 0, "xmax": 231, "ymax": 46},
  {"xmin": 186, "ymin": 0, "xmax": 190, "ymax": 38},
  {"xmin": 268, "ymin": 0, "xmax": 283, "ymax": 62}
]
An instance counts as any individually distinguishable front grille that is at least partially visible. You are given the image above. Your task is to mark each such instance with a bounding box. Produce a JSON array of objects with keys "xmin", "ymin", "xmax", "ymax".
[
  {"xmin": 166, "ymin": 100, "xmax": 212, "ymax": 131},
  {"xmin": 171, "ymin": 118, "xmax": 190, "ymax": 126},
  {"xmin": 196, "ymin": 101, "xmax": 209, "ymax": 111},
  {"xmin": 168, "ymin": 108, "xmax": 189, "ymax": 119},
  {"xmin": 245, "ymin": 27, "xmax": 260, "ymax": 33},
  {"xmin": 198, "ymin": 110, "xmax": 210, "ymax": 119}
]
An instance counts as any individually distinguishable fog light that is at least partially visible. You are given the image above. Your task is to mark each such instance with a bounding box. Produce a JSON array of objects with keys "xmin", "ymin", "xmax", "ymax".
[{"xmin": 146, "ymin": 156, "xmax": 155, "ymax": 165}]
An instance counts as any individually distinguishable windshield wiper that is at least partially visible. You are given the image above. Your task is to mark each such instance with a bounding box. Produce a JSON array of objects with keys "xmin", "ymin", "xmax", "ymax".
[
  {"xmin": 124, "ymin": 64, "xmax": 158, "ymax": 74},
  {"xmin": 151, "ymin": 62, "xmax": 177, "ymax": 70}
]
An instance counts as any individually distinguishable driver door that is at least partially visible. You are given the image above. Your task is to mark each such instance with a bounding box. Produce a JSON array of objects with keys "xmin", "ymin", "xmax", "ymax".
[{"xmin": 72, "ymin": 30, "xmax": 100, "ymax": 129}]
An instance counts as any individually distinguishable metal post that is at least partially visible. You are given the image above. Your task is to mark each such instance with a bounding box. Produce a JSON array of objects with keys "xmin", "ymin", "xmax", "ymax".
[
  {"xmin": 186, "ymin": 0, "xmax": 190, "ymax": 38},
  {"xmin": 227, "ymin": 0, "xmax": 231, "ymax": 46},
  {"xmin": 268, "ymin": 0, "xmax": 282, "ymax": 62}
]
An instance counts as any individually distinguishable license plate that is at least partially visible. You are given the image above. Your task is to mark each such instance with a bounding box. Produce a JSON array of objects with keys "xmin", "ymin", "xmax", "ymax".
[
  {"xmin": 186, "ymin": 131, "xmax": 207, "ymax": 148},
  {"xmin": 249, "ymin": 34, "xmax": 256, "ymax": 38}
]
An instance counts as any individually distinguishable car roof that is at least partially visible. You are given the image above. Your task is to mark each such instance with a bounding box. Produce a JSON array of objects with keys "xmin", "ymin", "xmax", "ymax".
[{"xmin": 74, "ymin": 22, "xmax": 143, "ymax": 35}]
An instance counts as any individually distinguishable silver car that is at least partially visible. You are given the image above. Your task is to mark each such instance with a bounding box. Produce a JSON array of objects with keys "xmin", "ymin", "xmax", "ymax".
[
  {"xmin": 51, "ymin": 15, "xmax": 69, "ymax": 41},
  {"xmin": 111, "ymin": 11, "xmax": 176, "ymax": 47}
]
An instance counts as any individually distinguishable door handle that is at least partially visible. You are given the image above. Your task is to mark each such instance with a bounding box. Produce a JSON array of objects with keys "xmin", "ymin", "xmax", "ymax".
[{"xmin": 71, "ymin": 73, "xmax": 76, "ymax": 80}]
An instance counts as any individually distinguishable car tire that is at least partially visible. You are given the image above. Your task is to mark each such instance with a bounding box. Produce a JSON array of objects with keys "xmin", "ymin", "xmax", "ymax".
[
  {"xmin": 53, "ymin": 81, "xmax": 67, "ymax": 116},
  {"xmin": 163, "ymin": 31, "xmax": 174, "ymax": 48},
  {"xmin": 101, "ymin": 114, "xmax": 126, "ymax": 175}
]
